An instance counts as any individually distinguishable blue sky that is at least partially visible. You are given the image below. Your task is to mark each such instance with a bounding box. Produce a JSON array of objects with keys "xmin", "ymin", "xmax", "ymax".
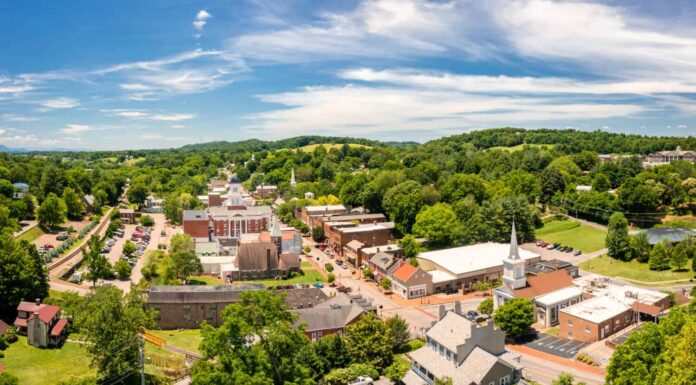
[{"xmin": 1, "ymin": 0, "xmax": 695, "ymax": 150}]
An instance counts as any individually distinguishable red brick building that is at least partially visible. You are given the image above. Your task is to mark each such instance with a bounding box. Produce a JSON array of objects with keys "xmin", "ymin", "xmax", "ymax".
[
  {"xmin": 325, "ymin": 222, "xmax": 394, "ymax": 257},
  {"xmin": 182, "ymin": 206, "xmax": 272, "ymax": 241},
  {"xmin": 297, "ymin": 205, "xmax": 347, "ymax": 229}
]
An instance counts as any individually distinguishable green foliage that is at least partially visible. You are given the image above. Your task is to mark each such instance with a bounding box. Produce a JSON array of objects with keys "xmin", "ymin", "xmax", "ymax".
[
  {"xmin": 385, "ymin": 315, "xmax": 410, "ymax": 352},
  {"xmin": 122, "ymin": 239, "xmax": 136, "ymax": 256},
  {"xmin": 362, "ymin": 268, "xmax": 373, "ymax": 280},
  {"xmin": 649, "ymin": 241, "xmax": 672, "ymax": 271},
  {"xmin": 324, "ymin": 263, "xmax": 334, "ymax": 272},
  {"xmin": 0, "ymin": 373, "xmax": 19, "ymax": 385},
  {"xmin": 399, "ymin": 234, "xmax": 423, "ymax": 259},
  {"xmin": 327, "ymin": 273, "xmax": 336, "ymax": 283},
  {"xmin": 82, "ymin": 235, "xmax": 110, "ymax": 287},
  {"xmin": 607, "ymin": 212, "xmax": 631, "ymax": 261},
  {"xmin": 493, "ymin": 298, "xmax": 535, "ymax": 337},
  {"xmin": 323, "ymin": 363, "xmax": 378, "ymax": 385},
  {"xmin": 540, "ymin": 167, "xmax": 566, "ymax": 204},
  {"xmin": 171, "ymin": 251, "xmax": 203, "ymax": 282},
  {"xmin": 0, "ymin": 233, "xmax": 49, "ymax": 316},
  {"xmin": 383, "ymin": 180, "xmax": 424, "ymax": 235},
  {"xmin": 413, "ymin": 202, "xmax": 463, "ymax": 246},
  {"xmin": 62, "ymin": 187, "xmax": 83, "ymax": 219},
  {"xmin": 113, "ymin": 259, "xmax": 132, "ymax": 280},
  {"xmin": 169, "ymin": 233, "xmax": 194, "ymax": 254},
  {"xmin": 631, "ymin": 233, "xmax": 652, "ymax": 263},
  {"xmin": 127, "ymin": 182, "xmax": 148, "ymax": 206},
  {"xmin": 139, "ymin": 214, "xmax": 155, "ymax": 227},
  {"xmin": 380, "ymin": 277, "xmax": 392, "ymax": 291},
  {"xmin": 312, "ymin": 226, "xmax": 325, "ymax": 242},
  {"xmin": 592, "ymin": 173, "xmax": 611, "ymax": 192},
  {"xmin": 3, "ymin": 327, "xmax": 17, "ymax": 344},
  {"xmin": 434, "ymin": 377, "xmax": 454, "ymax": 385},
  {"xmin": 37, "ymin": 193, "xmax": 66, "ymax": 228},
  {"xmin": 384, "ymin": 359, "xmax": 410, "ymax": 383},
  {"xmin": 441, "ymin": 173, "xmax": 488, "ymax": 204},
  {"xmin": 552, "ymin": 373, "xmax": 586, "ymax": 385},
  {"xmin": 343, "ymin": 312, "xmax": 394, "ymax": 370},
  {"xmin": 477, "ymin": 298, "xmax": 494, "ymax": 316}
]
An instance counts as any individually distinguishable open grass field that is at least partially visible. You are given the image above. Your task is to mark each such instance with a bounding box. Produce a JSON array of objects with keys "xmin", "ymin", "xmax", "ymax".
[
  {"xmin": 488, "ymin": 143, "xmax": 556, "ymax": 152},
  {"xmin": 1, "ymin": 336, "xmax": 94, "ymax": 385},
  {"xmin": 149, "ymin": 329, "xmax": 202, "ymax": 354},
  {"xmin": 536, "ymin": 219, "xmax": 607, "ymax": 253},
  {"xmin": 580, "ymin": 254, "xmax": 695, "ymax": 283},
  {"xmin": 190, "ymin": 265, "xmax": 326, "ymax": 287},
  {"xmin": 298, "ymin": 143, "xmax": 369, "ymax": 152},
  {"xmin": 17, "ymin": 226, "xmax": 46, "ymax": 243}
]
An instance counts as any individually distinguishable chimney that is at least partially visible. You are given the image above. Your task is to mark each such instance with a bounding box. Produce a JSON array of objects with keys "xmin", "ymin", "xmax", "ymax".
[
  {"xmin": 454, "ymin": 301, "xmax": 461, "ymax": 315},
  {"xmin": 439, "ymin": 304, "xmax": 446, "ymax": 320},
  {"xmin": 35, "ymin": 298, "xmax": 41, "ymax": 306}
]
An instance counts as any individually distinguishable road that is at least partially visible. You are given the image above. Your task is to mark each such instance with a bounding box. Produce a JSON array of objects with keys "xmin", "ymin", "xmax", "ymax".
[{"xmin": 518, "ymin": 351, "xmax": 605, "ymax": 385}]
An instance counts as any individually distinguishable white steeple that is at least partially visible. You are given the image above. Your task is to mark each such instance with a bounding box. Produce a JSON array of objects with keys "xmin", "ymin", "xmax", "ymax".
[
  {"xmin": 290, "ymin": 167, "xmax": 297, "ymax": 187},
  {"xmin": 271, "ymin": 220, "xmax": 281, "ymax": 238},
  {"xmin": 502, "ymin": 221, "xmax": 526, "ymax": 289}
]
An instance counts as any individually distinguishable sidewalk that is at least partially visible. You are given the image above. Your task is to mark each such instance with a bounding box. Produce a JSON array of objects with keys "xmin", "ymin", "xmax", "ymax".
[{"xmin": 507, "ymin": 344, "xmax": 607, "ymax": 376}]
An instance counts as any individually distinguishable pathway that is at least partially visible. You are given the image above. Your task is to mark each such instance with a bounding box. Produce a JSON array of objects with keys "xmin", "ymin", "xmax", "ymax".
[{"xmin": 13, "ymin": 220, "xmax": 38, "ymax": 238}]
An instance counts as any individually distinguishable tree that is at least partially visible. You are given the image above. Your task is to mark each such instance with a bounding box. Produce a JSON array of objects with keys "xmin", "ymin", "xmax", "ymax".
[
  {"xmin": 343, "ymin": 312, "xmax": 394, "ymax": 370},
  {"xmin": 0, "ymin": 206, "xmax": 19, "ymax": 233},
  {"xmin": 83, "ymin": 235, "xmax": 110, "ymax": 287},
  {"xmin": 434, "ymin": 377, "xmax": 453, "ymax": 385},
  {"xmin": 592, "ymin": 173, "xmax": 611, "ymax": 192},
  {"xmin": 171, "ymin": 251, "xmax": 202, "ymax": 283},
  {"xmin": 62, "ymin": 187, "xmax": 83, "ymax": 219},
  {"xmin": 327, "ymin": 273, "xmax": 336, "ymax": 283},
  {"xmin": 649, "ymin": 241, "xmax": 672, "ymax": 271},
  {"xmin": 37, "ymin": 193, "xmax": 66, "ymax": 228},
  {"xmin": 312, "ymin": 226, "xmax": 325, "ymax": 242},
  {"xmin": 606, "ymin": 212, "xmax": 631, "ymax": 261},
  {"xmin": 113, "ymin": 259, "xmax": 132, "ymax": 280},
  {"xmin": 619, "ymin": 178, "xmax": 660, "ymax": 215},
  {"xmin": 127, "ymin": 182, "xmax": 148, "ymax": 207},
  {"xmin": 671, "ymin": 242, "xmax": 688, "ymax": 271},
  {"xmin": 399, "ymin": 234, "xmax": 423, "ymax": 259},
  {"xmin": 441, "ymin": 174, "xmax": 488, "ymax": 204},
  {"xmin": 412, "ymin": 203, "xmax": 464, "ymax": 246},
  {"xmin": 75, "ymin": 286, "xmax": 155, "ymax": 381},
  {"xmin": 653, "ymin": 322, "xmax": 696, "ymax": 385},
  {"xmin": 140, "ymin": 215, "xmax": 155, "ymax": 227},
  {"xmin": 0, "ymin": 234, "xmax": 49, "ymax": 316},
  {"xmin": 493, "ymin": 298, "xmax": 535, "ymax": 337},
  {"xmin": 631, "ymin": 233, "xmax": 652, "ymax": 263},
  {"xmin": 384, "ymin": 360, "xmax": 409, "ymax": 383},
  {"xmin": 324, "ymin": 363, "xmax": 378, "ymax": 385},
  {"xmin": 0, "ymin": 373, "xmax": 19, "ymax": 385},
  {"xmin": 380, "ymin": 277, "xmax": 392, "ymax": 291},
  {"xmin": 192, "ymin": 290, "xmax": 314, "ymax": 385},
  {"xmin": 122, "ymin": 240, "xmax": 136, "ymax": 257},
  {"xmin": 540, "ymin": 167, "xmax": 566, "ymax": 205},
  {"xmin": 362, "ymin": 268, "xmax": 373, "ymax": 280},
  {"xmin": 315, "ymin": 333, "xmax": 350, "ymax": 370},
  {"xmin": 383, "ymin": 181, "xmax": 424, "ymax": 235},
  {"xmin": 386, "ymin": 315, "xmax": 410, "ymax": 352},
  {"xmin": 552, "ymin": 373, "xmax": 587, "ymax": 385},
  {"xmin": 169, "ymin": 233, "xmax": 194, "ymax": 254},
  {"xmin": 477, "ymin": 298, "xmax": 494, "ymax": 316}
]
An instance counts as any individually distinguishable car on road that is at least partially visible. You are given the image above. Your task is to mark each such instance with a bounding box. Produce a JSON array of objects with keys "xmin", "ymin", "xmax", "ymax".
[
  {"xmin": 546, "ymin": 243, "xmax": 555, "ymax": 250},
  {"xmin": 313, "ymin": 282, "xmax": 324, "ymax": 288}
]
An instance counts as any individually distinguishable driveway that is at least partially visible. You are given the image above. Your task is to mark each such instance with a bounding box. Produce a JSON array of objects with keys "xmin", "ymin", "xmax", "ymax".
[{"xmin": 518, "ymin": 333, "xmax": 587, "ymax": 359}]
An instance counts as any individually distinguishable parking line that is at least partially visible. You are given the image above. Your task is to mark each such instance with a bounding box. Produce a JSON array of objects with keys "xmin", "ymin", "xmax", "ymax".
[{"xmin": 555, "ymin": 340, "xmax": 574, "ymax": 352}]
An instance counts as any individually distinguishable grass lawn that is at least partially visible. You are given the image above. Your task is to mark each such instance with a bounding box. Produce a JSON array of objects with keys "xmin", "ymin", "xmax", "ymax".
[
  {"xmin": 488, "ymin": 143, "xmax": 556, "ymax": 152},
  {"xmin": 17, "ymin": 226, "xmax": 46, "ymax": 243},
  {"xmin": 189, "ymin": 266, "xmax": 326, "ymax": 287},
  {"xmin": 149, "ymin": 329, "xmax": 202, "ymax": 354},
  {"xmin": 300, "ymin": 260, "xmax": 313, "ymax": 268},
  {"xmin": 536, "ymin": 219, "xmax": 607, "ymax": 253},
  {"xmin": 298, "ymin": 143, "xmax": 369, "ymax": 152},
  {"xmin": 2, "ymin": 336, "xmax": 94, "ymax": 385},
  {"xmin": 144, "ymin": 342, "xmax": 186, "ymax": 378},
  {"xmin": 580, "ymin": 254, "xmax": 695, "ymax": 283}
]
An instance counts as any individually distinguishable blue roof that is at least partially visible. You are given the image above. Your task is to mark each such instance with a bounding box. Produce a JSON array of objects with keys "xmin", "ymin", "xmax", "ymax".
[
  {"xmin": 13, "ymin": 182, "xmax": 29, "ymax": 190},
  {"xmin": 644, "ymin": 227, "xmax": 696, "ymax": 245}
]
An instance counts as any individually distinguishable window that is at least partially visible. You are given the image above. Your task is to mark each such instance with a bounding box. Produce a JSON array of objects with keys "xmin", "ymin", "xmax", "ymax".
[
  {"xmin": 567, "ymin": 319, "xmax": 573, "ymax": 327},
  {"xmin": 584, "ymin": 326, "xmax": 591, "ymax": 334},
  {"xmin": 183, "ymin": 305, "xmax": 191, "ymax": 321},
  {"xmin": 500, "ymin": 375, "xmax": 511, "ymax": 385}
]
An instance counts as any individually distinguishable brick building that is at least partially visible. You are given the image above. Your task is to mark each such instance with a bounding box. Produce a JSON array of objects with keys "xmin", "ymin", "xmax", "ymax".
[
  {"xmin": 254, "ymin": 184, "xmax": 278, "ymax": 198},
  {"xmin": 295, "ymin": 293, "xmax": 375, "ymax": 341},
  {"xmin": 390, "ymin": 263, "xmax": 433, "ymax": 299},
  {"xmin": 325, "ymin": 222, "xmax": 394, "ymax": 257},
  {"xmin": 318, "ymin": 213, "xmax": 386, "ymax": 235},
  {"xmin": 297, "ymin": 205, "xmax": 347, "ymax": 229},
  {"xmin": 120, "ymin": 208, "xmax": 136, "ymax": 224},
  {"xmin": 182, "ymin": 206, "xmax": 272, "ymax": 241}
]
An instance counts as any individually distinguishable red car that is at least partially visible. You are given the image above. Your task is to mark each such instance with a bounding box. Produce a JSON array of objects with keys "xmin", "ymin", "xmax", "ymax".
[{"xmin": 43, "ymin": 244, "xmax": 54, "ymax": 249}]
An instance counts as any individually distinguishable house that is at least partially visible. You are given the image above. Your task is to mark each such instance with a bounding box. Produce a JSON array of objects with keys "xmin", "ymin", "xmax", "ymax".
[
  {"xmin": 120, "ymin": 208, "xmax": 136, "ymax": 224},
  {"xmin": 415, "ymin": 227, "xmax": 541, "ymax": 294},
  {"xmin": 369, "ymin": 251, "xmax": 400, "ymax": 282},
  {"xmin": 144, "ymin": 195, "xmax": 164, "ymax": 213},
  {"xmin": 360, "ymin": 244, "xmax": 402, "ymax": 264},
  {"xmin": 404, "ymin": 303, "xmax": 523, "ymax": 385},
  {"xmin": 148, "ymin": 285, "xmax": 329, "ymax": 329},
  {"xmin": 295, "ymin": 293, "xmax": 375, "ymax": 341},
  {"xmin": 326, "ymin": 222, "xmax": 395, "ymax": 258},
  {"xmin": 13, "ymin": 300, "xmax": 68, "ymax": 348},
  {"xmin": 390, "ymin": 263, "xmax": 433, "ymax": 299},
  {"xmin": 81, "ymin": 194, "xmax": 95, "ymax": 213},
  {"xmin": 255, "ymin": 184, "xmax": 278, "ymax": 198},
  {"xmin": 12, "ymin": 182, "xmax": 28, "ymax": 199}
]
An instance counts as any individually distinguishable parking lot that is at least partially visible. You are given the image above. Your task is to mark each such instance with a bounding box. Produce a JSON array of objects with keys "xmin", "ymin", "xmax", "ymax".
[{"xmin": 520, "ymin": 333, "xmax": 587, "ymax": 359}]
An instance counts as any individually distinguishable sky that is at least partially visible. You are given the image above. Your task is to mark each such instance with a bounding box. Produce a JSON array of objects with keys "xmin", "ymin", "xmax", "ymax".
[{"xmin": 1, "ymin": 0, "xmax": 696, "ymax": 150}]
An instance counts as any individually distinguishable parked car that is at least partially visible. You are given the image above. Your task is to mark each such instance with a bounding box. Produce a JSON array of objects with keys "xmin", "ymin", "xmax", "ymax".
[
  {"xmin": 444, "ymin": 287, "xmax": 458, "ymax": 294},
  {"xmin": 313, "ymin": 282, "xmax": 324, "ymax": 288},
  {"xmin": 565, "ymin": 247, "xmax": 573, "ymax": 253},
  {"xmin": 56, "ymin": 234, "xmax": 69, "ymax": 241},
  {"xmin": 573, "ymin": 250, "xmax": 582, "ymax": 256},
  {"xmin": 465, "ymin": 310, "xmax": 480, "ymax": 321},
  {"xmin": 546, "ymin": 244, "xmax": 556, "ymax": 250},
  {"xmin": 539, "ymin": 241, "xmax": 549, "ymax": 248},
  {"xmin": 43, "ymin": 244, "xmax": 54, "ymax": 249},
  {"xmin": 100, "ymin": 247, "xmax": 110, "ymax": 254}
]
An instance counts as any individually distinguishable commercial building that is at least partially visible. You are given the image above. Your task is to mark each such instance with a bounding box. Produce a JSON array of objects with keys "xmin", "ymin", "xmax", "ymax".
[
  {"xmin": 404, "ymin": 303, "xmax": 523, "ymax": 385},
  {"xmin": 297, "ymin": 205, "xmax": 348, "ymax": 229},
  {"xmin": 318, "ymin": 213, "xmax": 386, "ymax": 235},
  {"xmin": 120, "ymin": 208, "xmax": 136, "ymax": 224},
  {"xmin": 254, "ymin": 184, "xmax": 278, "ymax": 198},
  {"xmin": 644, "ymin": 146, "xmax": 696, "ymax": 166},
  {"xmin": 369, "ymin": 251, "xmax": 400, "ymax": 282},
  {"xmin": 182, "ymin": 206, "xmax": 272, "ymax": 241},
  {"xmin": 391, "ymin": 263, "xmax": 433, "ymax": 299},
  {"xmin": 326, "ymin": 222, "xmax": 394, "ymax": 259}
]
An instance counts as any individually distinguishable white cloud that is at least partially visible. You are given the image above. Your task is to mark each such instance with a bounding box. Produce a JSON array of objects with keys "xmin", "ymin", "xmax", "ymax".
[
  {"xmin": 59, "ymin": 124, "xmax": 91, "ymax": 134},
  {"xmin": 149, "ymin": 113, "xmax": 196, "ymax": 121},
  {"xmin": 172, "ymin": 124, "xmax": 186, "ymax": 129},
  {"xmin": 119, "ymin": 83, "xmax": 152, "ymax": 91},
  {"xmin": 193, "ymin": 10, "xmax": 212, "ymax": 31},
  {"xmin": 0, "ymin": 114, "xmax": 38, "ymax": 122},
  {"xmin": 38, "ymin": 97, "xmax": 80, "ymax": 109}
]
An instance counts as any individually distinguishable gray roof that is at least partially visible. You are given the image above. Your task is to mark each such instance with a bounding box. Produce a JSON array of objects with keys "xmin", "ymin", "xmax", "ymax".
[
  {"xmin": 274, "ymin": 288, "xmax": 328, "ymax": 309},
  {"xmin": 643, "ymin": 227, "xmax": 696, "ymax": 245},
  {"xmin": 369, "ymin": 251, "xmax": 397, "ymax": 271},
  {"xmin": 295, "ymin": 293, "xmax": 370, "ymax": 332},
  {"xmin": 409, "ymin": 346, "xmax": 518, "ymax": 385},
  {"xmin": 147, "ymin": 284, "xmax": 264, "ymax": 304},
  {"xmin": 183, "ymin": 210, "xmax": 208, "ymax": 221},
  {"xmin": 426, "ymin": 311, "xmax": 474, "ymax": 352}
]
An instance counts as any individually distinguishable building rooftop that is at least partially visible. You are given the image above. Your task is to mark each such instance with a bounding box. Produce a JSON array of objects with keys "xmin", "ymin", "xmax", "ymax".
[
  {"xmin": 417, "ymin": 242, "xmax": 539, "ymax": 276},
  {"xmin": 295, "ymin": 293, "xmax": 370, "ymax": 332},
  {"xmin": 560, "ymin": 295, "xmax": 630, "ymax": 324},
  {"xmin": 535, "ymin": 286, "xmax": 583, "ymax": 306},
  {"xmin": 513, "ymin": 269, "xmax": 575, "ymax": 299},
  {"xmin": 360, "ymin": 244, "xmax": 401, "ymax": 255},
  {"xmin": 147, "ymin": 284, "xmax": 264, "ymax": 304},
  {"xmin": 340, "ymin": 222, "xmax": 394, "ymax": 234},
  {"xmin": 345, "ymin": 239, "xmax": 365, "ymax": 250},
  {"xmin": 183, "ymin": 210, "xmax": 208, "ymax": 221},
  {"xmin": 369, "ymin": 251, "xmax": 398, "ymax": 271},
  {"xmin": 428, "ymin": 270, "xmax": 457, "ymax": 284},
  {"xmin": 304, "ymin": 205, "xmax": 347, "ymax": 214},
  {"xmin": 393, "ymin": 263, "xmax": 417, "ymax": 282},
  {"xmin": 426, "ymin": 311, "xmax": 474, "ymax": 352},
  {"xmin": 195, "ymin": 241, "xmax": 220, "ymax": 255}
]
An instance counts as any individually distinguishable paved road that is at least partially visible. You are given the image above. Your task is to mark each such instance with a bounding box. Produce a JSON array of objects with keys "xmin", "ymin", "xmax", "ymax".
[
  {"xmin": 518, "ymin": 351, "xmax": 605, "ymax": 385},
  {"xmin": 13, "ymin": 220, "xmax": 38, "ymax": 238}
]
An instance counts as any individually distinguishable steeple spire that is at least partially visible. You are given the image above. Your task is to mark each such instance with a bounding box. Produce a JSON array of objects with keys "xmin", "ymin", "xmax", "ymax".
[
  {"xmin": 509, "ymin": 221, "xmax": 520, "ymax": 260},
  {"xmin": 271, "ymin": 219, "xmax": 281, "ymax": 238},
  {"xmin": 290, "ymin": 167, "xmax": 297, "ymax": 187}
]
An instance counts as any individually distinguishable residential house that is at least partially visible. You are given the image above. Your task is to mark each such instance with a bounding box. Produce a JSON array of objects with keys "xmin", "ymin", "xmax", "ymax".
[
  {"xmin": 120, "ymin": 208, "xmax": 136, "ymax": 224},
  {"xmin": 390, "ymin": 263, "xmax": 433, "ymax": 299},
  {"xmin": 81, "ymin": 194, "xmax": 95, "ymax": 213},
  {"xmin": 0, "ymin": 320, "xmax": 9, "ymax": 336},
  {"xmin": 295, "ymin": 293, "xmax": 375, "ymax": 341},
  {"xmin": 13, "ymin": 300, "xmax": 68, "ymax": 348},
  {"xmin": 144, "ymin": 195, "xmax": 164, "ymax": 213},
  {"xmin": 369, "ymin": 251, "xmax": 400, "ymax": 282},
  {"xmin": 360, "ymin": 244, "xmax": 402, "ymax": 263},
  {"xmin": 12, "ymin": 182, "xmax": 28, "ymax": 199},
  {"xmin": 404, "ymin": 303, "xmax": 523, "ymax": 385}
]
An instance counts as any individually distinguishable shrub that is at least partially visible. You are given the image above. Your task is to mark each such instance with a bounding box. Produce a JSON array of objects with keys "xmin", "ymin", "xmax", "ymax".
[
  {"xmin": 0, "ymin": 336, "xmax": 7, "ymax": 350},
  {"xmin": 323, "ymin": 363, "xmax": 379, "ymax": 385},
  {"xmin": 3, "ymin": 327, "xmax": 17, "ymax": 344},
  {"xmin": 324, "ymin": 263, "xmax": 334, "ymax": 272},
  {"xmin": 327, "ymin": 273, "xmax": 336, "ymax": 283},
  {"xmin": 303, "ymin": 245, "xmax": 311, "ymax": 253},
  {"xmin": 114, "ymin": 260, "xmax": 132, "ymax": 280},
  {"xmin": 140, "ymin": 215, "xmax": 155, "ymax": 227},
  {"xmin": 362, "ymin": 268, "xmax": 374, "ymax": 280},
  {"xmin": 380, "ymin": 278, "xmax": 392, "ymax": 291}
]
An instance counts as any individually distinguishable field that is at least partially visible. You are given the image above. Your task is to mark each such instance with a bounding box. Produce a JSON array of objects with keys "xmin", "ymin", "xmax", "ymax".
[
  {"xmin": 580, "ymin": 254, "xmax": 695, "ymax": 283},
  {"xmin": 143, "ymin": 342, "xmax": 186, "ymax": 378},
  {"xmin": 1, "ymin": 336, "xmax": 94, "ymax": 385},
  {"xmin": 149, "ymin": 329, "xmax": 202, "ymax": 354},
  {"xmin": 488, "ymin": 143, "xmax": 556, "ymax": 152},
  {"xmin": 17, "ymin": 226, "xmax": 46, "ymax": 243},
  {"xmin": 298, "ymin": 143, "xmax": 369, "ymax": 152},
  {"xmin": 189, "ymin": 264, "xmax": 326, "ymax": 287},
  {"xmin": 536, "ymin": 219, "xmax": 607, "ymax": 253}
]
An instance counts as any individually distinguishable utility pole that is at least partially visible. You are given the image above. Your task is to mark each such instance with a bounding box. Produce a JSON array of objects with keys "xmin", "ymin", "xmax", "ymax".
[{"xmin": 139, "ymin": 337, "xmax": 145, "ymax": 385}]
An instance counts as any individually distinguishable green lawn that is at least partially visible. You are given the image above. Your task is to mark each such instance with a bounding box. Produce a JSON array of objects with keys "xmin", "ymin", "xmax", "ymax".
[
  {"xmin": 149, "ymin": 329, "xmax": 202, "ymax": 354},
  {"xmin": 1, "ymin": 336, "xmax": 94, "ymax": 385},
  {"xmin": 488, "ymin": 143, "xmax": 556, "ymax": 152},
  {"xmin": 300, "ymin": 260, "xmax": 313, "ymax": 268},
  {"xmin": 580, "ymin": 254, "xmax": 695, "ymax": 283},
  {"xmin": 190, "ymin": 266, "xmax": 326, "ymax": 287},
  {"xmin": 17, "ymin": 226, "xmax": 46, "ymax": 243},
  {"xmin": 144, "ymin": 342, "xmax": 186, "ymax": 379},
  {"xmin": 536, "ymin": 219, "xmax": 607, "ymax": 253}
]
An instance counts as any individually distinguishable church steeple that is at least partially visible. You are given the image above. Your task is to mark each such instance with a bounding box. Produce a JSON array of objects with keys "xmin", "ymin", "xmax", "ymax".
[
  {"xmin": 502, "ymin": 221, "xmax": 526, "ymax": 289},
  {"xmin": 290, "ymin": 167, "xmax": 297, "ymax": 187}
]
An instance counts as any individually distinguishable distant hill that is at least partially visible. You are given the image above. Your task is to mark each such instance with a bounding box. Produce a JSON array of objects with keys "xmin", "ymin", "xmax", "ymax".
[
  {"xmin": 179, "ymin": 135, "xmax": 415, "ymax": 152},
  {"xmin": 0, "ymin": 144, "xmax": 28, "ymax": 153}
]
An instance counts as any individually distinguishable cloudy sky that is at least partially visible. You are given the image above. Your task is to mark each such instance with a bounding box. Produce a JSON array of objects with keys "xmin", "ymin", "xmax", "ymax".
[{"xmin": 1, "ymin": 0, "xmax": 695, "ymax": 150}]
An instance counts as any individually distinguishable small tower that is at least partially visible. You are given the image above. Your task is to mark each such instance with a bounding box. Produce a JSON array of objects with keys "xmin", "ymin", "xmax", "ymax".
[
  {"xmin": 251, "ymin": 153, "xmax": 256, "ymax": 161},
  {"xmin": 290, "ymin": 167, "xmax": 297, "ymax": 188},
  {"xmin": 502, "ymin": 221, "xmax": 526, "ymax": 289},
  {"xmin": 271, "ymin": 220, "xmax": 282, "ymax": 255}
]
